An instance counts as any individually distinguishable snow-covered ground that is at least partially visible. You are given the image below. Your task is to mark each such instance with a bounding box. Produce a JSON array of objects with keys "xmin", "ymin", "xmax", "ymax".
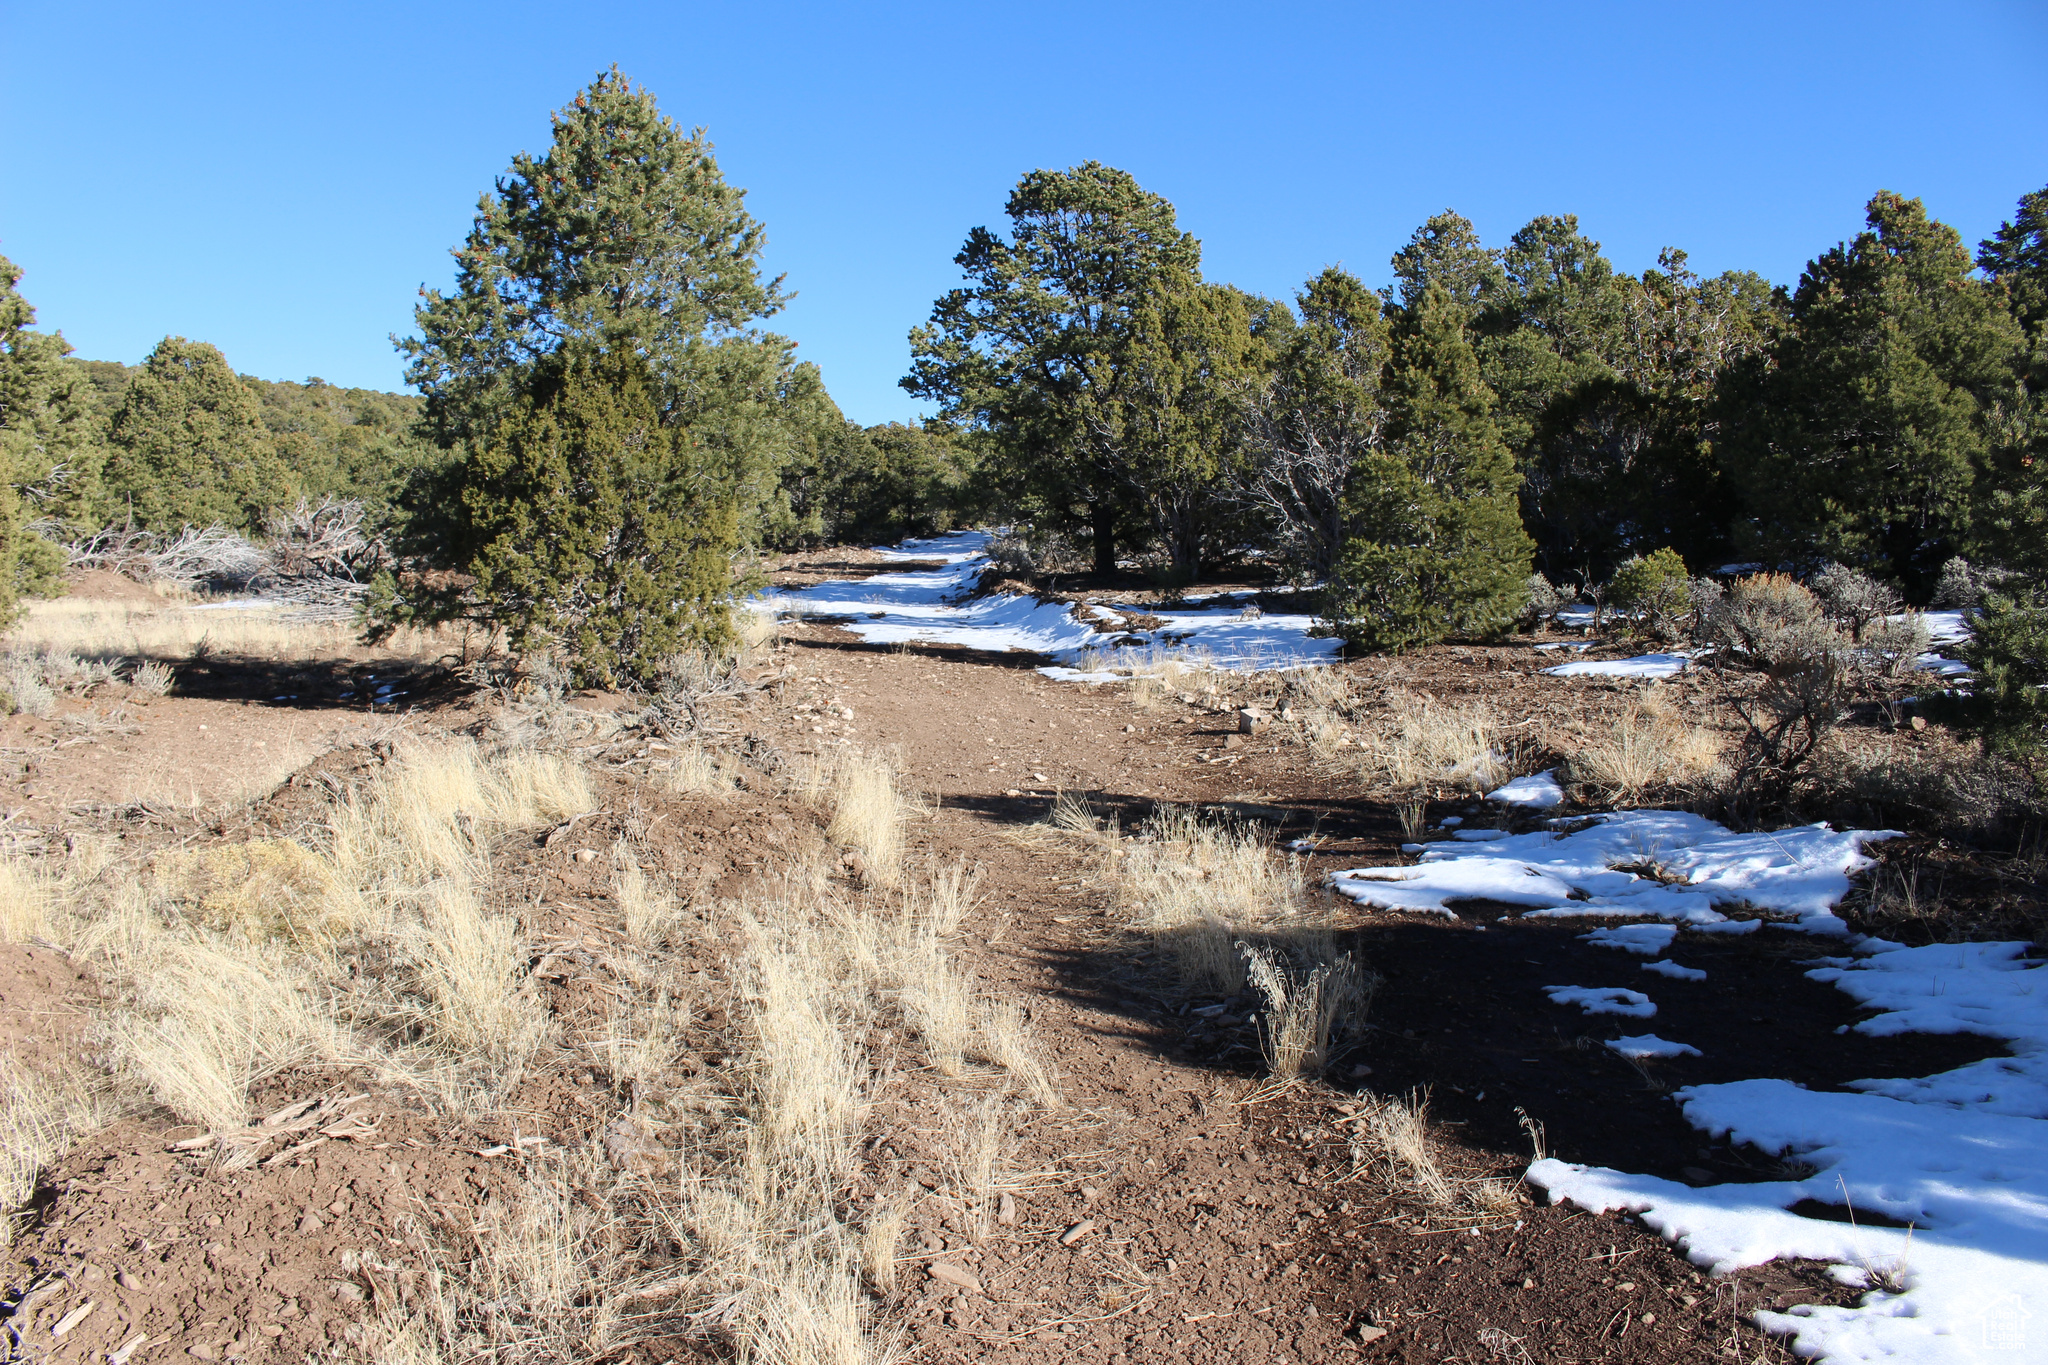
[
  {"xmin": 754, "ymin": 530, "xmax": 1342, "ymax": 679},
  {"xmin": 1328, "ymin": 809, "xmax": 1893, "ymax": 933},
  {"xmin": 1332, "ymin": 810, "xmax": 2047, "ymax": 1363}
]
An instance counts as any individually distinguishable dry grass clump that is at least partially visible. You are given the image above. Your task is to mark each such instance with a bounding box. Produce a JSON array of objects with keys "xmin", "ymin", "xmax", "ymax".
[
  {"xmin": 1241, "ymin": 944, "xmax": 1373, "ymax": 1080},
  {"xmin": 1564, "ymin": 691, "xmax": 1727, "ymax": 806},
  {"xmin": 0, "ymin": 855, "xmax": 51, "ymax": 942},
  {"xmin": 1363, "ymin": 691, "xmax": 1508, "ymax": 794},
  {"xmin": 407, "ymin": 885, "xmax": 552, "ymax": 1072},
  {"xmin": 0, "ymin": 1070, "xmax": 108, "ymax": 1247},
  {"xmin": 1346, "ymin": 1090, "xmax": 1518, "ymax": 1216},
  {"xmin": 796, "ymin": 747, "xmax": 914, "ymax": 887},
  {"xmin": 614, "ymin": 845, "xmax": 690, "ymax": 949},
  {"xmin": 7, "ymin": 593, "xmax": 443, "ymax": 664},
  {"xmin": 1121, "ymin": 805, "xmax": 1314, "ymax": 994},
  {"xmin": 659, "ymin": 742, "xmax": 729, "ymax": 797},
  {"xmin": 158, "ymin": 838, "xmax": 358, "ymax": 945}
]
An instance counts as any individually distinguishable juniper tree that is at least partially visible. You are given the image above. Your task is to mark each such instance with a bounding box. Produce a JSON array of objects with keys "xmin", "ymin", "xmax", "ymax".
[
  {"xmin": 453, "ymin": 343, "xmax": 738, "ymax": 686},
  {"xmin": 0, "ymin": 254, "xmax": 77, "ymax": 621},
  {"xmin": 1718, "ymin": 191, "xmax": 2025, "ymax": 591},
  {"xmin": 904, "ymin": 162, "xmax": 1207, "ymax": 575},
  {"xmin": 390, "ymin": 70, "xmax": 801, "ymax": 660},
  {"xmin": 103, "ymin": 337, "xmax": 290, "ymax": 533},
  {"xmin": 1328, "ymin": 284, "xmax": 1533, "ymax": 651}
]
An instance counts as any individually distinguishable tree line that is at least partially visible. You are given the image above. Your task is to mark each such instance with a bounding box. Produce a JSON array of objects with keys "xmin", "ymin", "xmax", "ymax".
[{"xmin": 0, "ymin": 69, "xmax": 2041, "ymax": 746}]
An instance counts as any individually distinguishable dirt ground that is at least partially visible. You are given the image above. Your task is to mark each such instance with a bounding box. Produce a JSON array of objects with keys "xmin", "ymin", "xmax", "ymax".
[{"xmin": 1, "ymin": 565, "xmax": 2039, "ymax": 1364}]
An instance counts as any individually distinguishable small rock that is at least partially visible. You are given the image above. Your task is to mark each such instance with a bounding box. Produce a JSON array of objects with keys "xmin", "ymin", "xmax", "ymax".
[
  {"xmin": 115, "ymin": 1271, "xmax": 138, "ymax": 1291},
  {"xmin": 328, "ymin": 1281, "xmax": 365, "ymax": 1303},
  {"xmin": 1909, "ymin": 714, "xmax": 1927, "ymax": 731},
  {"xmin": 1122, "ymin": 724, "xmax": 1136, "ymax": 733},
  {"xmin": 1058, "ymin": 1220, "xmax": 1096, "ymax": 1246},
  {"xmin": 1352, "ymin": 1323, "xmax": 1389, "ymax": 1344},
  {"xmin": 258, "ymin": 1325, "xmax": 283, "ymax": 1338},
  {"xmin": 297, "ymin": 1212, "xmax": 323, "ymax": 1235},
  {"xmin": 1080, "ymin": 1186, "xmax": 1102, "ymax": 1204},
  {"xmin": 574, "ymin": 848, "xmax": 598, "ymax": 864},
  {"xmin": 188, "ymin": 1347, "xmax": 219, "ymax": 1362},
  {"xmin": 1236, "ymin": 707, "xmax": 1266, "ymax": 735},
  {"xmin": 1616, "ymin": 1281, "xmax": 1635, "ymax": 1291},
  {"xmin": 1642, "ymin": 1312, "xmax": 1657, "ymax": 1325},
  {"xmin": 996, "ymin": 1192, "xmax": 1017, "ymax": 1225},
  {"xmin": 1223, "ymin": 734, "xmax": 1243, "ymax": 750},
  {"xmin": 927, "ymin": 1262, "xmax": 981, "ymax": 1295},
  {"xmin": 1681, "ymin": 1166, "xmax": 1715, "ymax": 1184}
]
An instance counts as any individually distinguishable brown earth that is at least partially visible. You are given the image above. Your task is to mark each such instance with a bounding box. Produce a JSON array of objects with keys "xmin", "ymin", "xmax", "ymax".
[{"xmin": 1, "ymin": 567, "xmax": 2038, "ymax": 1364}]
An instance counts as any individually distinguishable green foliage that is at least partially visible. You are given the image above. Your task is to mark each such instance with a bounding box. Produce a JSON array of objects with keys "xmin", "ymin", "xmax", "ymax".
[
  {"xmin": 392, "ymin": 71, "xmax": 813, "ymax": 673},
  {"xmin": 1719, "ymin": 192, "xmax": 2025, "ymax": 591},
  {"xmin": 1972, "ymin": 186, "xmax": 2048, "ymax": 580},
  {"xmin": 0, "ymin": 254, "xmax": 74, "ymax": 622},
  {"xmin": 402, "ymin": 67, "xmax": 787, "ymax": 452},
  {"xmin": 102, "ymin": 337, "xmax": 291, "ymax": 533},
  {"xmin": 1329, "ymin": 285, "xmax": 1533, "ymax": 652},
  {"xmin": 1607, "ymin": 547, "xmax": 1692, "ymax": 638},
  {"xmin": 1956, "ymin": 586, "xmax": 2048, "ymax": 758},
  {"xmin": 448, "ymin": 343, "xmax": 738, "ymax": 687},
  {"xmin": 905, "ymin": 161, "xmax": 1212, "ymax": 575}
]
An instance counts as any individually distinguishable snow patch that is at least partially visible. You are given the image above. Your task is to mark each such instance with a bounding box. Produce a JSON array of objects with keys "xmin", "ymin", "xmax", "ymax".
[
  {"xmin": 1643, "ymin": 959, "xmax": 1708, "ymax": 981},
  {"xmin": 1546, "ymin": 985, "xmax": 1657, "ymax": 1018},
  {"xmin": 1583, "ymin": 924, "xmax": 1679, "ymax": 956},
  {"xmin": 1489, "ymin": 769, "xmax": 1565, "ymax": 808},
  {"xmin": 1328, "ymin": 810, "xmax": 1896, "ymax": 932},
  {"xmin": 1606, "ymin": 1034, "xmax": 1700, "ymax": 1059},
  {"xmin": 1544, "ymin": 652, "xmax": 1691, "ymax": 679}
]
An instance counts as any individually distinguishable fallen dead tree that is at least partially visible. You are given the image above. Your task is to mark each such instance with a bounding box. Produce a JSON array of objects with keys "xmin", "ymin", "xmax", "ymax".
[{"xmin": 66, "ymin": 498, "xmax": 389, "ymax": 620}]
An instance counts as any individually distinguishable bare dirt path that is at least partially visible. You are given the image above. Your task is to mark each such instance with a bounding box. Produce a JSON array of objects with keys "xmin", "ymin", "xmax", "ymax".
[{"xmin": 749, "ymin": 622, "xmax": 1970, "ymax": 1364}]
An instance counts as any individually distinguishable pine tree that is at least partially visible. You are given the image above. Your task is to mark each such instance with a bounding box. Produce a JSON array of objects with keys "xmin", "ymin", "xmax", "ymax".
[
  {"xmin": 103, "ymin": 337, "xmax": 289, "ymax": 533},
  {"xmin": 1718, "ymin": 191, "xmax": 2025, "ymax": 590},
  {"xmin": 0, "ymin": 254, "xmax": 77, "ymax": 621},
  {"xmin": 392, "ymin": 71, "xmax": 803, "ymax": 661},
  {"xmin": 1329, "ymin": 285, "xmax": 1533, "ymax": 651},
  {"xmin": 904, "ymin": 162, "xmax": 1206, "ymax": 574},
  {"xmin": 458, "ymin": 343, "xmax": 738, "ymax": 687},
  {"xmin": 1973, "ymin": 185, "xmax": 2048, "ymax": 579}
]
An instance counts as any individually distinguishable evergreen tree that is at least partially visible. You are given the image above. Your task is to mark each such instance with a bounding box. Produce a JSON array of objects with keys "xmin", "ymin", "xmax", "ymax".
[
  {"xmin": 1329, "ymin": 284, "xmax": 1533, "ymax": 651},
  {"xmin": 1718, "ymin": 191, "xmax": 2025, "ymax": 590},
  {"xmin": 904, "ymin": 162, "xmax": 1205, "ymax": 574},
  {"xmin": 450, "ymin": 343, "xmax": 739, "ymax": 686},
  {"xmin": 0, "ymin": 254, "xmax": 77, "ymax": 621},
  {"xmin": 1389, "ymin": 212, "xmax": 1503, "ymax": 320},
  {"xmin": 392, "ymin": 71, "xmax": 804, "ymax": 658},
  {"xmin": 1973, "ymin": 185, "xmax": 2048, "ymax": 579},
  {"xmin": 103, "ymin": 337, "xmax": 289, "ymax": 532}
]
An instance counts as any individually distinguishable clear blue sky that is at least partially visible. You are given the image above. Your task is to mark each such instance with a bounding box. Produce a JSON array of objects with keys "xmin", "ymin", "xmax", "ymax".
[{"xmin": 4, "ymin": 1, "xmax": 2043, "ymax": 426}]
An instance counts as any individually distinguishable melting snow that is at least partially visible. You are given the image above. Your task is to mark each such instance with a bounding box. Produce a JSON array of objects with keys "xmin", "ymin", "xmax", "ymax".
[
  {"xmin": 1328, "ymin": 810, "xmax": 1895, "ymax": 931},
  {"xmin": 1643, "ymin": 959, "xmax": 1709, "ymax": 981},
  {"xmin": 1547, "ymin": 985, "xmax": 1657, "ymax": 1017},
  {"xmin": 1488, "ymin": 769, "xmax": 1565, "ymax": 808},
  {"xmin": 1544, "ymin": 652, "xmax": 1692, "ymax": 679},
  {"xmin": 1583, "ymin": 924, "xmax": 1680, "ymax": 955},
  {"xmin": 1606, "ymin": 1034, "xmax": 1701, "ymax": 1059},
  {"xmin": 753, "ymin": 530, "xmax": 1343, "ymax": 678}
]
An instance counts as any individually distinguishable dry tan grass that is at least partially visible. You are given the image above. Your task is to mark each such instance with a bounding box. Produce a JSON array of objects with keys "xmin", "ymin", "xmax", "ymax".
[
  {"xmin": 0, "ymin": 1070, "xmax": 107, "ymax": 1247},
  {"xmin": 409, "ymin": 885, "xmax": 552, "ymax": 1076},
  {"xmin": 1366, "ymin": 691, "xmax": 1508, "ymax": 794},
  {"xmin": 658, "ymin": 742, "xmax": 728, "ymax": 797},
  {"xmin": 1241, "ymin": 945, "xmax": 1373, "ymax": 1080},
  {"xmin": 614, "ymin": 846, "xmax": 689, "ymax": 950},
  {"xmin": 0, "ymin": 856, "xmax": 51, "ymax": 942},
  {"xmin": 1346, "ymin": 1090, "xmax": 1517, "ymax": 1216},
  {"xmin": 1565, "ymin": 692, "xmax": 1726, "ymax": 805},
  {"xmin": 112, "ymin": 938, "xmax": 345, "ymax": 1131},
  {"xmin": 861, "ymin": 1196, "xmax": 909, "ymax": 1293},
  {"xmin": 5, "ymin": 593, "xmax": 444, "ymax": 663},
  {"xmin": 800, "ymin": 747, "xmax": 912, "ymax": 887},
  {"xmin": 1120, "ymin": 806, "xmax": 1311, "ymax": 994}
]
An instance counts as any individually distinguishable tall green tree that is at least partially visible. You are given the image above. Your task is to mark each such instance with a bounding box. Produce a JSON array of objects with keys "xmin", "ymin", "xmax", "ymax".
[
  {"xmin": 1389, "ymin": 212, "xmax": 1503, "ymax": 320},
  {"xmin": 1328, "ymin": 284, "xmax": 1533, "ymax": 651},
  {"xmin": 446, "ymin": 343, "xmax": 738, "ymax": 686},
  {"xmin": 1522, "ymin": 250, "xmax": 1783, "ymax": 578},
  {"xmin": 1973, "ymin": 185, "xmax": 2048, "ymax": 578},
  {"xmin": 1719, "ymin": 191, "xmax": 2025, "ymax": 590},
  {"xmin": 103, "ymin": 337, "xmax": 289, "ymax": 532},
  {"xmin": 904, "ymin": 162, "xmax": 1206, "ymax": 575},
  {"xmin": 391, "ymin": 70, "xmax": 805, "ymax": 657},
  {"xmin": 0, "ymin": 254, "xmax": 78, "ymax": 620}
]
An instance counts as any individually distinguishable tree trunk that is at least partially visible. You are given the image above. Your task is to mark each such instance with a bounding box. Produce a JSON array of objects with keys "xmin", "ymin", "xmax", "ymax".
[{"xmin": 1091, "ymin": 503, "xmax": 1116, "ymax": 576}]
